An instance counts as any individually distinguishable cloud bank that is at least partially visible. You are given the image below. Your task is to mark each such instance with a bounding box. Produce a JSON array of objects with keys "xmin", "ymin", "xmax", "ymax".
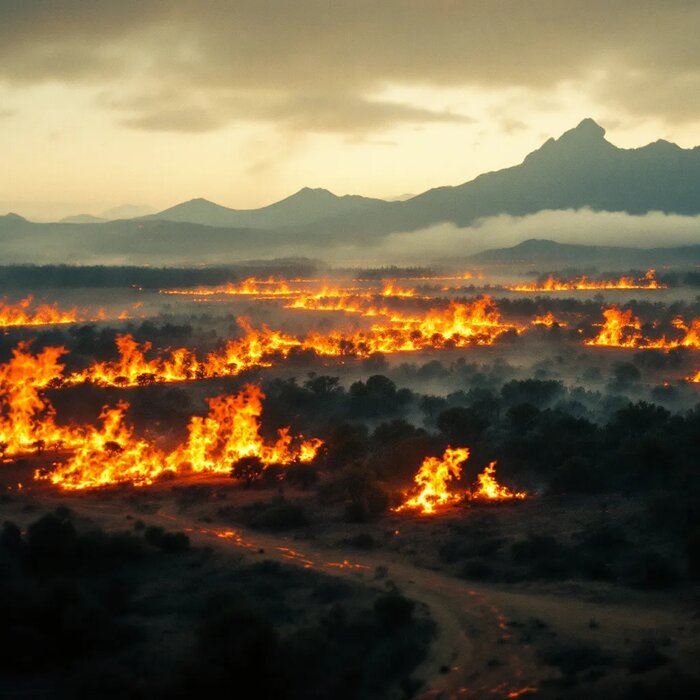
[{"xmin": 1, "ymin": 1, "xmax": 699, "ymax": 133}]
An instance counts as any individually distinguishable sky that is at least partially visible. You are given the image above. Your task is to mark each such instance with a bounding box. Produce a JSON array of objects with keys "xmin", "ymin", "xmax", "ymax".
[{"xmin": 1, "ymin": 1, "xmax": 699, "ymax": 221}]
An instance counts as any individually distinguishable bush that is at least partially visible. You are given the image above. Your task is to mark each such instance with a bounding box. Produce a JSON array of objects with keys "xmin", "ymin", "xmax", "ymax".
[
  {"xmin": 539, "ymin": 641, "xmax": 614, "ymax": 677},
  {"xmin": 373, "ymin": 593, "xmax": 415, "ymax": 631},
  {"xmin": 247, "ymin": 500, "xmax": 308, "ymax": 531},
  {"xmin": 143, "ymin": 526, "xmax": 190, "ymax": 553}
]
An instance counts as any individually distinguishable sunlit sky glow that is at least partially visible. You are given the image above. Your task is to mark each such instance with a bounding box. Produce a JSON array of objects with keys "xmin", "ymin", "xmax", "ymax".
[{"xmin": 1, "ymin": 1, "xmax": 699, "ymax": 220}]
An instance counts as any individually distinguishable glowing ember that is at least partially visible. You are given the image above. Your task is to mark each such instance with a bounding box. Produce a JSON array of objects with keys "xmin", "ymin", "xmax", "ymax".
[
  {"xmin": 508, "ymin": 269, "xmax": 665, "ymax": 291},
  {"xmin": 394, "ymin": 447, "xmax": 470, "ymax": 514},
  {"xmin": 36, "ymin": 384, "xmax": 322, "ymax": 490}
]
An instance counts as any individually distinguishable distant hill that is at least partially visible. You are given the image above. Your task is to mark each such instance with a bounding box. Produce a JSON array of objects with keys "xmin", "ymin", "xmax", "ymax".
[
  {"xmin": 60, "ymin": 214, "xmax": 107, "ymax": 224},
  {"xmin": 470, "ymin": 238, "xmax": 700, "ymax": 267},
  {"xmin": 101, "ymin": 204, "xmax": 155, "ymax": 220},
  {"xmin": 148, "ymin": 187, "xmax": 386, "ymax": 229},
  {"xmin": 288, "ymin": 118, "xmax": 700, "ymax": 238},
  {"xmin": 3, "ymin": 119, "xmax": 700, "ymax": 264}
]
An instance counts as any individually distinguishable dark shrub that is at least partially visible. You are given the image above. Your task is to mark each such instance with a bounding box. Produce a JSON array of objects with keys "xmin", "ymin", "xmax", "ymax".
[
  {"xmin": 248, "ymin": 500, "xmax": 308, "ymax": 531},
  {"xmin": 373, "ymin": 593, "xmax": 415, "ymax": 631}
]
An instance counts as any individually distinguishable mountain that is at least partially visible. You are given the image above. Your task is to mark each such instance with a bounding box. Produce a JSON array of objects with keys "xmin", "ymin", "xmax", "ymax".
[
  {"xmin": 148, "ymin": 188, "xmax": 386, "ymax": 229},
  {"xmin": 470, "ymin": 238, "xmax": 700, "ymax": 267},
  {"xmin": 289, "ymin": 118, "xmax": 700, "ymax": 238},
  {"xmin": 101, "ymin": 204, "xmax": 155, "ymax": 220},
  {"xmin": 3, "ymin": 119, "xmax": 700, "ymax": 265},
  {"xmin": 60, "ymin": 214, "xmax": 107, "ymax": 224}
]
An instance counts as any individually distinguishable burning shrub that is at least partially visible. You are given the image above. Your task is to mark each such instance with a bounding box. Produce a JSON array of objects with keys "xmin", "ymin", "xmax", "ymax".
[{"xmin": 231, "ymin": 455, "xmax": 265, "ymax": 485}]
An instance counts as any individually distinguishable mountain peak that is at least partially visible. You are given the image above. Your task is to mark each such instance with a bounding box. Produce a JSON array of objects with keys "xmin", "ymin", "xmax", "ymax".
[
  {"xmin": 292, "ymin": 187, "xmax": 336, "ymax": 199},
  {"xmin": 524, "ymin": 118, "xmax": 612, "ymax": 165},
  {"xmin": 2, "ymin": 212, "xmax": 27, "ymax": 222},
  {"xmin": 558, "ymin": 118, "xmax": 607, "ymax": 144}
]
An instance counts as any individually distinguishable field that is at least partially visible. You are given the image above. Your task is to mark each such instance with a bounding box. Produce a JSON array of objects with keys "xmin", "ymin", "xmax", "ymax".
[{"xmin": 1, "ymin": 261, "xmax": 699, "ymax": 699}]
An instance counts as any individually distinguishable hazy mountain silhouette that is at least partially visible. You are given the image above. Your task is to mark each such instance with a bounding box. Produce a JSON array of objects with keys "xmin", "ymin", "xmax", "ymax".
[
  {"xmin": 470, "ymin": 238, "xmax": 700, "ymax": 267},
  {"xmin": 148, "ymin": 187, "xmax": 386, "ymax": 229},
  {"xmin": 3, "ymin": 119, "xmax": 700, "ymax": 264},
  {"xmin": 289, "ymin": 118, "xmax": 700, "ymax": 238},
  {"xmin": 60, "ymin": 214, "xmax": 107, "ymax": 224}
]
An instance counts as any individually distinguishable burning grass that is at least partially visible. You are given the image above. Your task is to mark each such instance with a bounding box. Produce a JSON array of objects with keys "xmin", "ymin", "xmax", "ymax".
[{"xmin": 508, "ymin": 269, "xmax": 665, "ymax": 292}]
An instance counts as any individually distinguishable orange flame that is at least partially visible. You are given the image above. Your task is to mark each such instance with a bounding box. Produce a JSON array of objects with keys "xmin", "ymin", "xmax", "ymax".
[
  {"xmin": 531, "ymin": 311, "xmax": 567, "ymax": 328},
  {"xmin": 0, "ymin": 295, "xmax": 130, "ymax": 327},
  {"xmin": 0, "ymin": 343, "xmax": 82, "ymax": 455},
  {"xmin": 508, "ymin": 269, "xmax": 665, "ymax": 292},
  {"xmin": 394, "ymin": 447, "xmax": 470, "ymax": 515},
  {"xmin": 22, "ymin": 297, "xmax": 514, "ymax": 389},
  {"xmin": 0, "ymin": 295, "xmax": 79, "ymax": 327},
  {"xmin": 38, "ymin": 385, "xmax": 322, "ymax": 490},
  {"xmin": 586, "ymin": 306, "xmax": 700, "ymax": 349},
  {"xmin": 469, "ymin": 462, "xmax": 527, "ymax": 501},
  {"xmin": 395, "ymin": 449, "xmax": 528, "ymax": 515}
]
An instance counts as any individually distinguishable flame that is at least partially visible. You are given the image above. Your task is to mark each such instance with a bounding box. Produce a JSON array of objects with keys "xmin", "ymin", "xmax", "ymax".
[
  {"xmin": 41, "ymin": 402, "xmax": 174, "ymax": 489},
  {"xmin": 395, "ymin": 449, "xmax": 527, "ymax": 515},
  {"xmin": 394, "ymin": 447, "xmax": 470, "ymax": 515},
  {"xmin": 161, "ymin": 277, "xmax": 301, "ymax": 298},
  {"xmin": 687, "ymin": 369, "xmax": 700, "ymax": 383},
  {"xmin": 508, "ymin": 269, "xmax": 665, "ymax": 291},
  {"xmin": 0, "ymin": 295, "xmax": 79, "ymax": 327},
  {"xmin": 167, "ymin": 385, "xmax": 323, "ymax": 475},
  {"xmin": 0, "ymin": 295, "xmax": 131, "ymax": 327},
  {"xmin": 531, "ymin": 311, "xmax": 567, "ymax": 327},
  {"xmin": 38, "ymin": 385, "xmax": 322, "ymax": 490},
  {"xmin": 13, "ymin": 297, "xmax": 515, "ymax": 389},
  {"xmin": 469, "ymin": 462, "xmax": 527, "ymax": 501},
  {"xmin": 72, "ymin": 334, "xmax": 203, "ymax": 386},
  {"xmin": 586, "ymin": 306, "xmax": 700, "ymax": 349},
  {"xmin": 0, "ymin": 342, "xmax": 82, "ymax": 455}
]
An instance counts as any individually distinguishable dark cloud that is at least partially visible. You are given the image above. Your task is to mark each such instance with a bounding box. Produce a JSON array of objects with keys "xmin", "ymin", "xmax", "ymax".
[{"xmin": 1, "ymin": 1, "xmax": 698, "ymax": 132}]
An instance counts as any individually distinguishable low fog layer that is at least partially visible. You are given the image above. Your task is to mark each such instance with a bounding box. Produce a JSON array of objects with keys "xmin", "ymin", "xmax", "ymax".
[
  {"xmin": 325, "ymin": 209, "xmax": 700, "ymax": 266},
  {"xmin": 1, "ymin": 208, "xmax": 699, "ymax": 267}
]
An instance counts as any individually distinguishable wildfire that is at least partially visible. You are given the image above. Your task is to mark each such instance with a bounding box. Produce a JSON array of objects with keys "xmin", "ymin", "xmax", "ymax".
[
  {"xmin": 0, "ymin": 295, "xmax": 132, "ymax": 327},
  {"xmin": 469, "ymin": 462, "xmax": 527, "ymax": 501},
  {"xmin": 6, "ymin": 297, "xmax": 514, "ymax": 390},
  {"xmin": 586, "ymin": 306, "xmax": 700, "ymax": 349},
  {"xmin": 687, "ymin": 369, "xmax": 700, "ymax": 383},
  {"xmin": 531, "ymin": 311, "xmax": 567, "ymax": 328},
  {"xmin": 167, "ymin": 386, "xmax": 323, "ymax": 475},
  {"xmin": 394, "ymin": 447, "xmax": 470, "ymax": 515},
  {"xmin": 0, "ymin": 295, "xmax": 79, "ymax": 327},
  {"xmin": 395, "ymin": 448, "xmax": 528, "ymax": 515},
  {"xmin": 40, "ymin": 402, "xmax": 174, "ymax": 489},
  {"xmin": 508, "ymin": 269, "xmax": 665, "ymax": 292},
  {"xmin": 0, "ymin": 343, "xmax": 82, "ymax": 455},
  {"xmin": 160, "ymin": 277, "xmax": 298, "ymax": 297},
  {"xmin": 38, "ymin": 385, "xmax": 322, "ymax": 490}
]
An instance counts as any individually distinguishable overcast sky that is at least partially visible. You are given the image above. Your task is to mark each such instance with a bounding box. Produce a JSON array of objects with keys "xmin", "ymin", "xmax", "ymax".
[{"xmin": 1, "ymin": 1, "xmax": 699, "ymax": 220}]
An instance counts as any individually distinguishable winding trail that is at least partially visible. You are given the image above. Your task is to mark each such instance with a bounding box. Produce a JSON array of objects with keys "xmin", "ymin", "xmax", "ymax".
[{"xmin": 56, "ymin": 497, "xmax": 540, "ymax": 698}]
